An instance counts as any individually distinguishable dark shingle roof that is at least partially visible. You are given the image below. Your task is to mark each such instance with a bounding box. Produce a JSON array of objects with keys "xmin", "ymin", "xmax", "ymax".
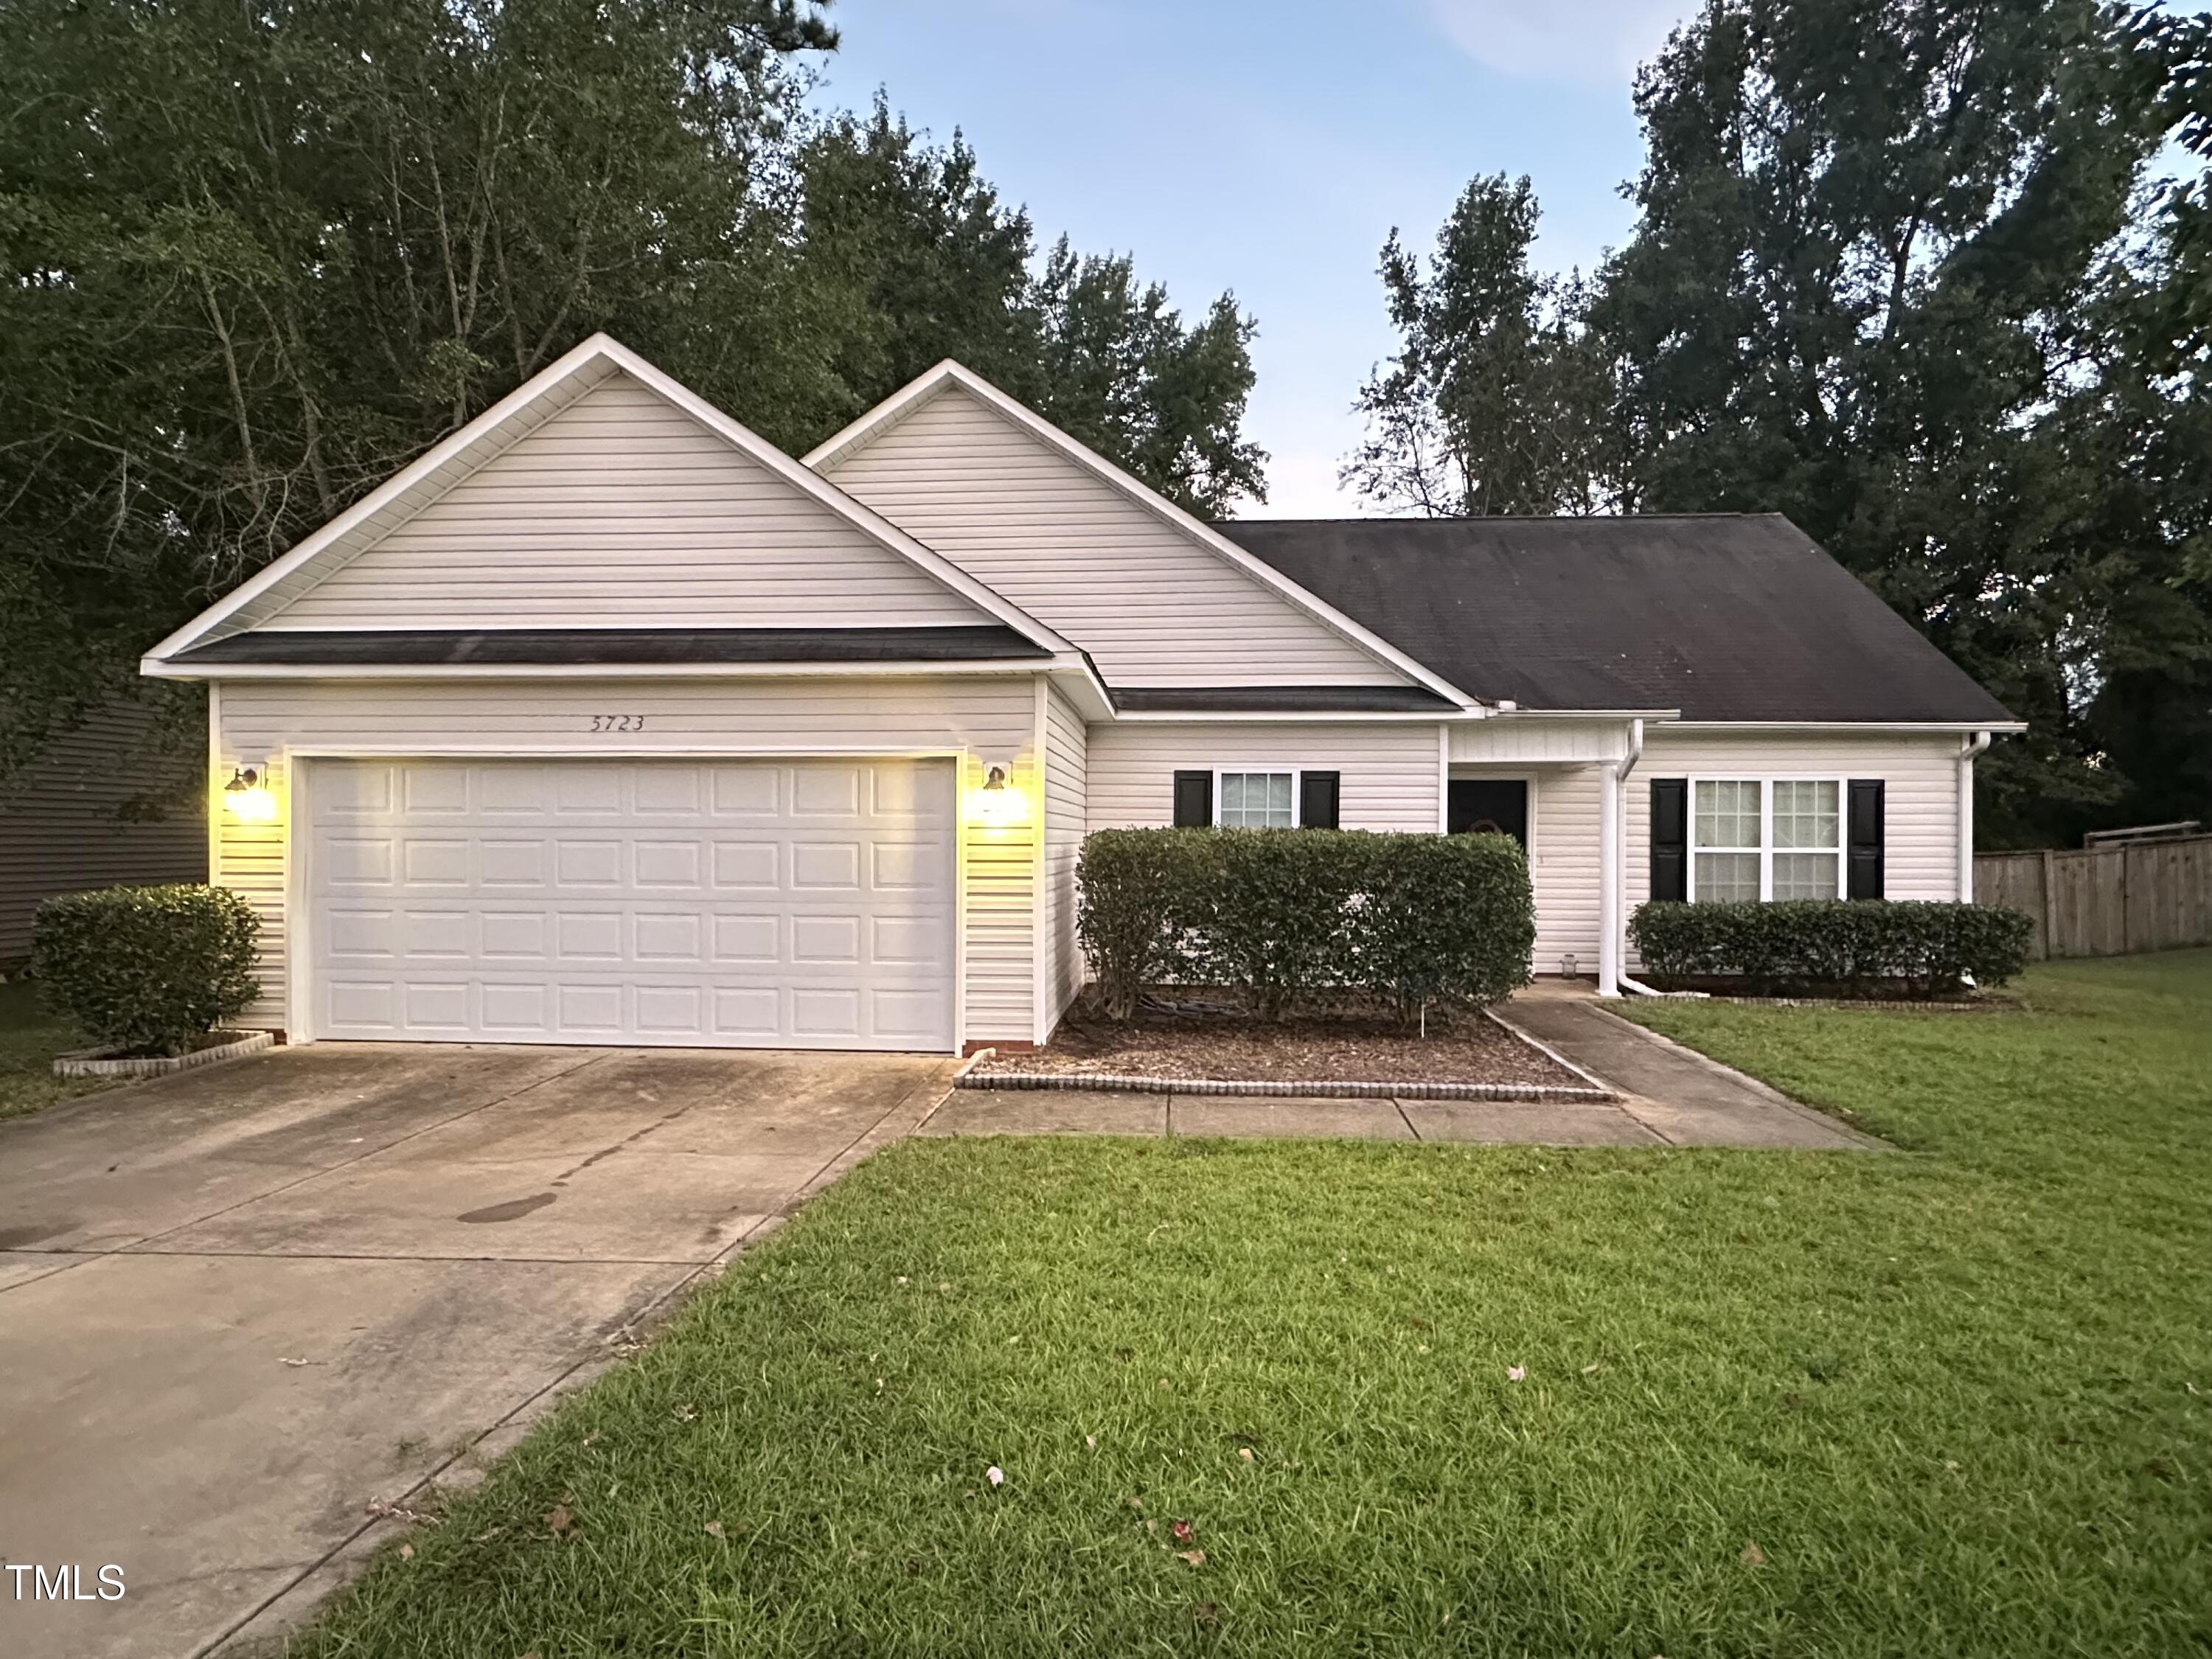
[{"xmin": 1220, "ymin": 513, "xmax": 2016, "ymax": 724}]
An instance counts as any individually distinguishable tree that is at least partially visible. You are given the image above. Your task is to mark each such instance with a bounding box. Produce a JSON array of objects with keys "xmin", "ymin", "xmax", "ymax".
[
  {"xmin": 1583, "ymin": 0, "xmax": 2185, "ymax": 844},
  {"xmin": 787, "ymin": 105, "xmax": 1265, "ymax": 515},
  {"xmin": 1344, "ymin": 173, "xmax": 1611, "ymax": 516},
  {"xmin": 0, "ymin": 4, "xmax": 1268, "ymax": 782}
]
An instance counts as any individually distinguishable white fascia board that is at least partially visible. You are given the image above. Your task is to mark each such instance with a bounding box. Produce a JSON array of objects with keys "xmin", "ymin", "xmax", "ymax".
[
  {"xmin": 804, "ymin": 361, "xmax": 1482, "ymax": 712},
  {"xmin": 145, "ymin": 335, "xmax": 1074, "ymax": 667},
  {"xmin": 1662, "ymin": 720, "xmax": 2026, "ymax": 734},
  {"xmin": 1108, "ymin": 709, "xmax": 1462, "ymax": 724},
  {"xmin": 141, "ymin": 654, "xmax": 1091, "ymax": 684},
  {"xmin": 1481, "ymin": 708, "xmax": 1682, "ymax": 722}
]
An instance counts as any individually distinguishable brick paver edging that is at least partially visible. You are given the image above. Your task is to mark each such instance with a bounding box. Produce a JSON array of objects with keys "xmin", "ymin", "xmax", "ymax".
[{"xmin": 956, "ymin": 1072, "xmax": 1615, "ymax": 1102}]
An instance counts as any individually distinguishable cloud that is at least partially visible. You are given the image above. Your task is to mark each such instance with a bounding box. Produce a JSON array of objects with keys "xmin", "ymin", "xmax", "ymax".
[{"xmin": 1427, "ymin": 0, "xmax": 1694, "ymax": 85}]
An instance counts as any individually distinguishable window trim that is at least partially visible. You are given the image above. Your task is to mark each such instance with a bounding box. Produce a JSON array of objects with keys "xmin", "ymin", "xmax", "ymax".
[
  {"xmin": 1686, "ymin": 774, "xmax": 1846, "ymax": 903},
  {"xmin": 1212, "ymin": 767, "xmax": 1306, "ymax": 829}
]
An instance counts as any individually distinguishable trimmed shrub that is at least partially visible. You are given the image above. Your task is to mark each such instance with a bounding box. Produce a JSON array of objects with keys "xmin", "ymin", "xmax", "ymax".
[
  {"xmin": 1188, "ymin": 830, "xmax": 1378, "ymax": 1020},
  {"xmin": 1360, "ymin": 831, "xmax": 1536, "ymax": 1019},
  {"xmin": 1075, "ymin": 827, "xmax": 1533, "ymax": 1023},
  {"xmin": 1628, "ymin": 899, "xmax": 2034, "ymax": 998},
  {"xmin": 1074, "ymin": 830, "xmax": 1218, "ymax": 1020},
  {"xmin": 32, "ymin": 884, "xmax": 262, "ymax": 1056}
]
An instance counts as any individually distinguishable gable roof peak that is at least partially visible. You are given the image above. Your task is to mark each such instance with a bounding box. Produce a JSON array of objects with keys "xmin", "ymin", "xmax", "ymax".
[
  {"xmin": 144, "ymin": 335, "xmax": 1073, "ymax": 667},
  {"xmin": 805, "ymin": 363, "xmax": 1479, "ymax": 711}
]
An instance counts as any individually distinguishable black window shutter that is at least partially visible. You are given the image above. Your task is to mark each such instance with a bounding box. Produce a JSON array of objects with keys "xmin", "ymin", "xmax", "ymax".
[
  {"xmin": 1300, "ymin": 771, "xmax": 1340, "ymax": 829},
  {"xmin": 1848, "ymin": 779, "xmax": 1885, "ymax": 899},
  {"xmin": 1649, "ymin": 778, "xmax": 1688, "ymax": 901},
  {"xmin": 1172, "ymin": 771, "xmax": 1213, "ymax": 828}
]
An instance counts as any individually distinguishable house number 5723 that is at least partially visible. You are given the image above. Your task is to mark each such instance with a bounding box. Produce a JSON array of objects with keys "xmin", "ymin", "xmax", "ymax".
[{"xmin": 588, "ymin": 714, "xmax": 647, "ymax": 732}]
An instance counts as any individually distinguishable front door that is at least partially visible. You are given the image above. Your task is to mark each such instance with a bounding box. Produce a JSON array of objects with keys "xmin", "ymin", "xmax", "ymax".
[{"xmin": 1448, "ymin": 778, "xmax": 1528, "ymax": 847}]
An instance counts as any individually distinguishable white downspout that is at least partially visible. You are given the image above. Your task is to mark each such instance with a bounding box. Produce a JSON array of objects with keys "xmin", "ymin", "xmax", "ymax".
[
  {"xmin": 1958, "ymin": 730, "xmax": 1990, "ymax": 901},
  {"xmin": 1595, "ymin": 720, "xmax": 1641, "ymax": 998}
]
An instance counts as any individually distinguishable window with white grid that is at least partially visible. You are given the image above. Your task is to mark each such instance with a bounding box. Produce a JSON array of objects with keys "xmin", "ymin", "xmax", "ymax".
[
  {"xmin": 1690, "ymin": 777, "xmax": 1844, "ymax": 902},
  {"xmin": 1692, "ymin": 779, "xmax": 1761, "ymax": 902},
  {"xmin": 1217, "ymin": 771, "xmax": 1295, "ymax": 829}
]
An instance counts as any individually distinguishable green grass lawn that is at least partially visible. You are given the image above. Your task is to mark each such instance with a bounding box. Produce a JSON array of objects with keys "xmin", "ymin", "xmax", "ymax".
[
  {"xmin": 0, "ymin": 976, "xmax": 109, "ymax": 1121},
  {"xmin": 292, "ymin": 952, "xmax": 2212, "ymax": 1658}
]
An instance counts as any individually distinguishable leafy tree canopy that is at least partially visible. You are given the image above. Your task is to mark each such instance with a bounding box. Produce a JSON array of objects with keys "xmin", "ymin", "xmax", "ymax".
[{"xmin": 0, "ymin": 0, "xmax": 1265, "ymax": 778}]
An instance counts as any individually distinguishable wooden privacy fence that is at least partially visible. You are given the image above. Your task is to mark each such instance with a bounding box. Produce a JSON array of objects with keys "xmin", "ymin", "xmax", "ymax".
[{"xmin": 1975, "ymin": 838, "xmax": 2212, "ymax": 960}]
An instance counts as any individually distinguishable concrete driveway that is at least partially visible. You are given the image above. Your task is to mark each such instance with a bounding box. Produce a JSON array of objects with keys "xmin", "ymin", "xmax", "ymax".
[{"xmin": 0, "ymin": 1042, "xmax": 958, "ymax": 1659}]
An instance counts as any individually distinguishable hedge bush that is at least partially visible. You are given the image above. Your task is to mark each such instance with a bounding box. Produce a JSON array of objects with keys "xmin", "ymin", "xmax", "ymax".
[
  {"xmin": 32, "ymin": 883, "xmax": 262, "ymax": 1056},
  {"xmin": 1627, "ymin": 899, "xmax": 2034, "ymax": 998},
  {"xmin": 1076, "ymin": 827, "xmax": 1532, "ymax": 1023}
]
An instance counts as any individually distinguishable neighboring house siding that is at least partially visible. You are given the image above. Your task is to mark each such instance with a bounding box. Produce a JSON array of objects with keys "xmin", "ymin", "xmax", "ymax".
[
  {"xmin": 212, "ymin": 676, "xmax": 1038, "ymax": 1043},
  {"xmin": 1040, "ymin": 683, "xmax": 1088, "ymax": 1033},
  {"xmin": 0, "ymin": 705, "xmax": 206, "ymax": 965},
  {"xmin": 1085, "ymin": 723, "xmax": 1443, "ymax": 832},
  {"xmin": 819, "ymin": 388, "xmax": 1409, "ymax": 688},
  {"xmin": 260, "ymin": 373, "xmax": 988, "ymax": 632}
]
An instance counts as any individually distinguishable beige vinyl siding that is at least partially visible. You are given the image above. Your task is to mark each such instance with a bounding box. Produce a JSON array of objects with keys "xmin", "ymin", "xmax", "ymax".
[
  {"xmin": 820, "ymin": 387, "xmax": 1409, "ymax": 688},
  {"xmin": 261, "ymin": 373, "xmax": 988, "ymax": 632},
  {"xmin": 1086, "ymin": 723, "xmax": 1443, "ymax": 832},
  {"xmin": 1528, "ymin": 767, "xmax": 1604, "ymax": 976},
  {"xmin": 212, "ymin": 676, "xmax": 1039, "ymax": 1043},
  {"xmin": 1621, "ymin": 730, "xmax": 1966, "ymax": 970},
  {"xmin": 1479, "ymin": 729, "xmax": 1969, "ymax": 978},
  {"xmin": 1040, "ymin": 683, "xmax": 1089, "ymax": 1032},
  {"xmin": 0, "ymin": 704, "xmax": 205, "ymax": 964}
]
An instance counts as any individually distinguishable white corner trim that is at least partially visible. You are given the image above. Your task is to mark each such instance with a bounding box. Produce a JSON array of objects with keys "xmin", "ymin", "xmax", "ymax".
[
  {"xmin": 145, "ymin": 335, "xmax": 1074, "ymax": 669},
  {"xmin": 804, "ymin": 361, "xmax": 1482, "ymax": 712}
]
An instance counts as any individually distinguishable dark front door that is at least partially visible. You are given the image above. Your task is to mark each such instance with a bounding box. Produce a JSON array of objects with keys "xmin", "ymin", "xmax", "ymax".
[{"xmin": 1448, "ymin": 779, "xmax": 1528, "ymax": 847}]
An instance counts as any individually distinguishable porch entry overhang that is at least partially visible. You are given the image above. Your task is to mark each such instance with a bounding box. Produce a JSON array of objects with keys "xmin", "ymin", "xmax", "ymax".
[{"xmin": 1450, "ymin": 712, "xmax": 1661, "ymax": 998}]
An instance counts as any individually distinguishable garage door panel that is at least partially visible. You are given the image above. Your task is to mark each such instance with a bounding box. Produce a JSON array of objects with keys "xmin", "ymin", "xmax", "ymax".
[
  {"xmin": 790, "ymin": 766, "xmax": 862, "ymax": 816},
  {"xmin": 481, "ymin": 839, "xmax": 549, "ymax": 887},
  {"xmin": 310, "ymin": 759, "xmax": 955, "ymax": 1050},
  {"xmin": 324, "ymin": 838, "xmax": 395, "ymax": 886},
  {"xmin": 712, "ymin": 841, "xmax": 779, "ymax": 888},
  {"xmin": 403, "ymin": 767, "xmax": 470, "ymax": 815},
  {"xmin": 634, "ymin": 841, "xmax": 703, "ymax": 888}
]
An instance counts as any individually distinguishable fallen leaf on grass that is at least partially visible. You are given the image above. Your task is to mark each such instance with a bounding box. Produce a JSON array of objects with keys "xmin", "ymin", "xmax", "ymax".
[
  {"xmin": 1125, "ymin": 1495, "xmax": 1144, "ymax": 1512},
  {"xmin": 1238, "ymin": 1447, "xmax": 1254, "ymax": 1462},
  {"xmin": 1189, "ymin": 1601, "xmax": 1220, "ymax": 1626},
  {"xmin": 1506, "ymin": 1366, "xmax": 1526, "ymax": 1382},
  {"xmin": 545, "ymin": 1504, "xmax": 575, "ymax": 1537},
  {"xmin": 703, "ymin": 1521, "xmax": 725, "ymax": 1538},
  {"xmin": 1170, "ymin": 1520, "xmax": 1195, "ymax": 1543},
  {"xmin": 1085, "ymin": 1435, "xmax": 1098, "ymax": 1450},
  {"xmin": 397, "ymin": 1544, "xmax": 414, "ymax": 1562},
  {"xmin": 673, "ymin": 1404, "xmax": 698, "ymax": 1422},
  {"xmin": 1175, "ymin": 1549, "xmax": 1206, "ymax": 1567},
  {"xmin": 1740, "ymin": 1541, "xmax": 1765, "ymax": 1566},
  {"xmin": 985, "ymin": 1465, "xmax": 1005, "ymax": 1488}
]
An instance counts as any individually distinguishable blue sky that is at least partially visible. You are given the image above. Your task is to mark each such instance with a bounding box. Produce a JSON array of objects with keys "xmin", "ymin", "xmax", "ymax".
[{"xmin": 802, "ymin": 0, "xmax": 1698, "ymax": 515}]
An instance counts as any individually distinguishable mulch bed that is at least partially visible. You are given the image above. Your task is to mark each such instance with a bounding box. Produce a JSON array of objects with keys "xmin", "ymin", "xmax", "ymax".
[{"xmin": 974, "ymin": 1001, "xmax": 1583, "ymax": 1088}]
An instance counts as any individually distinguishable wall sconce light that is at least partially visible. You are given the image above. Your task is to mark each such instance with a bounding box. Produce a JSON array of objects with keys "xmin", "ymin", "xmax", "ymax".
[
  {"xmin": 969, "ymin": 762, "xmax": 1027, "ymax": 824},
  {"xmin": 223, "ymin": 765, "xmax": 277, "ymax": 822}
]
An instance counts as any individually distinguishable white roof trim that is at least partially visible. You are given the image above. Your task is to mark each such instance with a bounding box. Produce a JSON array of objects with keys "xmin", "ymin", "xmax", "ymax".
[
  {"xmin": 145, "ymin": 335, "xmax": 1074, "ymax": 668},
  {"xmin": 804, "ymin": 361, "xmax": 1481, "ymax": 712}
]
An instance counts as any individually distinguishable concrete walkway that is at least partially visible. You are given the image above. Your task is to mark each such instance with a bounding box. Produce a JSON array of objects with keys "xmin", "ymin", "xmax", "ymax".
[{"xmin": 928, "ymin": 985, "xmax": 1881, "ymax": 1152}]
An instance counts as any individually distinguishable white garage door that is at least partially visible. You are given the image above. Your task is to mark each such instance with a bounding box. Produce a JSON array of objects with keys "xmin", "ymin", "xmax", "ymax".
[{"xmin": 307, "ymin": 758, "xmax": 956, "ymax": 1050}]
